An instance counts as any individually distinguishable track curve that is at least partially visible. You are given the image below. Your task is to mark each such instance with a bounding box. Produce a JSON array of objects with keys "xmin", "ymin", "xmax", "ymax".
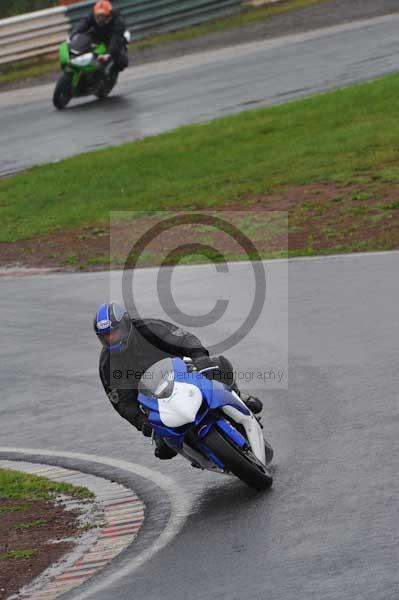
[{"xmin": 0, "ymin": 253, "xmax": 398, "ymax": 599}]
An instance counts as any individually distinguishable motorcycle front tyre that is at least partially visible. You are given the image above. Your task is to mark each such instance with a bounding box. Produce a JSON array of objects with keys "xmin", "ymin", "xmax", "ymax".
[
  {"xmin": 203, "ymin": 426, "xmax": 273, "ymax": 491},
  {"xmin": 53, "ymin": 71, "xmax": 73, "ymax": 110}
]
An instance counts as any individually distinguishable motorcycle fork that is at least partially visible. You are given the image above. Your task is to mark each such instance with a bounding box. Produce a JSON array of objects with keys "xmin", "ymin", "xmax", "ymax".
[{"xmin": 70, "ymin": 69, "xmax": 81, "ymax": 89}]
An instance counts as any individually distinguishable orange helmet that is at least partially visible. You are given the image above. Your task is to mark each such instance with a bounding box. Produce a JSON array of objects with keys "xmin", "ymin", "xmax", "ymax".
[{"xmin": 94, "ymin": 1, "xmax": 112, "ymax": 25}]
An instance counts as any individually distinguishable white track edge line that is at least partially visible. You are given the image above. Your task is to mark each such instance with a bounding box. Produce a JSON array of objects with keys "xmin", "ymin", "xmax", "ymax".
[
  {"xmin": 1, "ymin": 251, "xmax": 398, "ymax": 281},
  {"xmin": 10, "ymin": 249, "xmax": 399, "ymax": 279}
]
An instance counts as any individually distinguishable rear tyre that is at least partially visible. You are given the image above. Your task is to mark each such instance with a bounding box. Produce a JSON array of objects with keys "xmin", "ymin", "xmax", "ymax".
[
  {"xmin": 204, "ymin": 427, "xmax": 273, "ymax": 491},
  {"xmin": 53, "ymin": 72, "xmax": 72, "ymax": 110}
]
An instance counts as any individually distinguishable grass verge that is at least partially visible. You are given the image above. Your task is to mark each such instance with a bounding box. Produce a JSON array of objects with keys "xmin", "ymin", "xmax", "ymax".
[
  {"xmin": 0, "ymin": 468, "xmax": 91, "ymax": 597},
  {"xmin": 0, "ymin": 468, "xmax": 93, "ymax": 500},
  {"xmin": 0, "ymin": 549, "xmax": 37, "ymax": 560},
  {"xmin": 131, "ymin": 0, "xmax": 329, "ymax": 50},
  {"xmin": 0, "ymin": 0, "xmax": 329, "ymax": 87},
  {"xmin": 2, "ymin": 72, "xmax": 399, "ymax": 268},
  {"xmin": 0, "ymin": 56, "xmax": 58, "ymax": 86}
]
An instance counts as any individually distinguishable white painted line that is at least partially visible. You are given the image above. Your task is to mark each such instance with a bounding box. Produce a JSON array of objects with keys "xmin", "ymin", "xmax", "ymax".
[
  {"xmin": 2, "ymin": 249, "xmax": 399, "ymax": 284},
  {"xmin": 285, "ymin": 249, "xmax": 399, "ymax": 264},
  {"xmin": 0, "ymin": 448, "xmax": 193, "ymax": 600},
  {"xmin": 0, "ymin": 267, "xmax": 58, "ymax": 278}
]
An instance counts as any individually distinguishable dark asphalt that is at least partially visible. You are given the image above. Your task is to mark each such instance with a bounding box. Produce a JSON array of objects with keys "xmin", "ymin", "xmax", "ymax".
[
  {"xmin": 1, "ymin": 13, "xmax": 399, "ymax": 175},
  {"xmin": 0, "ymin": 253, "xmax": 398, "ymax": 599}
]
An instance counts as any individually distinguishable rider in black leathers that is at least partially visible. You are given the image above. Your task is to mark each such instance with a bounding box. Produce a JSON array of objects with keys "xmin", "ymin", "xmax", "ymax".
[
  {"xmin": 71, "ymin": 1, "xmax": 128, "ymax": 73},
  {"xmin": 95, "ymin": 302, "xmax": 262, "ymax": 459}
]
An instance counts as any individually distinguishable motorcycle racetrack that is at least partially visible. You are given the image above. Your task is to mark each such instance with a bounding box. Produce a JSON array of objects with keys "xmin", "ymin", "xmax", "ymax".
[
  {"xmin": 1, "ymin": 9, "xmax": 399, "ymax": 600},
  {"xmin": 1, "ymin": 254, "xmax": 398, "ymax": 599}
]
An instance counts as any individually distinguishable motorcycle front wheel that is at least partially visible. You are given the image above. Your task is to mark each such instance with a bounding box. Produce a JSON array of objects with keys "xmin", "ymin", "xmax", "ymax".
[
  {"xmin": 53, "ymin": 72, "xmax": 73, "ymax": 110},
  {"xmin": 204, "ymin": 427, "xmax": 273, "ymax": 491}
]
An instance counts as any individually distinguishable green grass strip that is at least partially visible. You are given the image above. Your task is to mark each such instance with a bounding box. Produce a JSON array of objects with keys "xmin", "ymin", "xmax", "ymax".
[
  {"xmin": 133, "ymin": 0, "xmax": 330, "ymax": 50},
  {"xmin": 0, "ymin": 468, "xmax": 94, "ymax": 500},
  {"xmin": 0, "ymin": 0, "xmax": 57, "ymax": 19},
  {"xmin": 0, "ymin": 549, "xmax": 37, "ymax": 560},
  {"xmin": 13, "ymin": 518, "xmax": 48, "ymax": 530},
  {"xmin": 1, "ymin": 72, "xmax": 399, "ymax": 242},
  {"xmin": 0, "ymin": 57, "xmax": 58, "ymax": 86}
]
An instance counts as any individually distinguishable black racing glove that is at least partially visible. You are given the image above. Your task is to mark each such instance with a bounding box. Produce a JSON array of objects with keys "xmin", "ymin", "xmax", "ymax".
[
  {"xmin": 133, "ymin": 412, "xmax": 153, "ymax": 438},
  {"xmin": 193, "ymin": 355, "xmax": 219, "ymax": 372}
]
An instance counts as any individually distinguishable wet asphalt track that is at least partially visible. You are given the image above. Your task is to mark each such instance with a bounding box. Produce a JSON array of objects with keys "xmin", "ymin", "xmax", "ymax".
[
  {"xmin": 2, "ymin": 13, "xmax": 399, "ymax": 175},
  {"xmin": 1, "ymin": 253, "xmax": 398, "ymax": 599}
]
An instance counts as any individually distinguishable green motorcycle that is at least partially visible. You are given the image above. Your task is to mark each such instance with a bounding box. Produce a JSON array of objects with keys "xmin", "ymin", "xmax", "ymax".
[{"xmin": 53, "ymin": 31, "xmax": 130, "ymax": 110}]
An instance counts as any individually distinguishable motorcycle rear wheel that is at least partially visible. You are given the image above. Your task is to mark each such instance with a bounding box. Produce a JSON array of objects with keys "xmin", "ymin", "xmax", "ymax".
[
  {"xmin": 204, "ymin": 427, "xmax": 273, "ymax": 491},
  {"xmin": 53, "ymin": 72, "xmax": 73, "ymax": 110}
]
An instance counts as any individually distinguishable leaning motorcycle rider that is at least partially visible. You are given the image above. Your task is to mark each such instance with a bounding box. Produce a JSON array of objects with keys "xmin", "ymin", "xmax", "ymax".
[
  {"xmin": 70, "ymin": 0, "xmax": 128, "ymax": 74},
  {"xmin": 94, "ymin": 302, "xmax": 263, "ymax": 460}
]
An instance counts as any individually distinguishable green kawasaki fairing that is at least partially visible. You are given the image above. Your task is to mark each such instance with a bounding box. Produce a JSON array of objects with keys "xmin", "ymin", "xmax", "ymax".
[
  {"xmin": 58, "ymin": 40, "xmax": 107, "ymax": 89},
  {"xmin": 59, "ymin": 41, "xmax": 69, "ymax": 67},
  {"xmin": 53, "ymin": 37, "xmax": 117, "ymax": 109}
]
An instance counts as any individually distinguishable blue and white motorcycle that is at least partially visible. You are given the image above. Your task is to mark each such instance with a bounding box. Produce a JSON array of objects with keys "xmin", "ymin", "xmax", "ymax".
[{"xmin": 138, "ymin": 357, "xmax": 274, "ymax": 490}]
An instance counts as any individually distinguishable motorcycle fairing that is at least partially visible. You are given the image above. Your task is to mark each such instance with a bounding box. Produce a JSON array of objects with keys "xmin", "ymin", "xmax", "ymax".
[
  {"xmin": 93, "ymin": 42, "xmax": 107, "ymax": 55},
  {"xmin": 157, "ymin": 381, "xmax": 202, "ymax": 427},
  {"xmin": 222, "ymin": 394, "xmax": 266, "ymax": 464},
  {"xmin": 137, "ymin": 392, "xmax": 183, "ymax": 440},
  {"xmin": 171, "ymin": 358, "xmax": 251, "ymax": 416},
  {"xmin": 137, "ymin": 357, "xmax": 265, "ymax": 469},
  {"xmin": 206, "ymin": 379, "xmax": 251, "ymax": 416},
  {"xmin": 59, "ymin": 42, "xmax": 69, "ymax": 67},
  {"xmin": 63, "ymin": 38, "xmax": 108, "ymax": 84}
]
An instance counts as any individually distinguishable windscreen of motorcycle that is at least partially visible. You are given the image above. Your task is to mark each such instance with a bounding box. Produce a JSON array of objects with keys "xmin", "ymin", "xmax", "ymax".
[
  {"xmin": 138, "ymin": 358, "xmax": 203, "ymax": 426},
  {"xmin": 70, "ymin": 33, "xmax": 93, "ymax": 55},
  {"xmin": 138, "ymin": 357, "xmax": 175, "ymax": 399}
]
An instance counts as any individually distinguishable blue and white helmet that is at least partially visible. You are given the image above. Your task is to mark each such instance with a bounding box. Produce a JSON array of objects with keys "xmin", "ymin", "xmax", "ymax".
[{"xmin": 94, "ymin": 302, "xmax": 132, "ymax": 353}]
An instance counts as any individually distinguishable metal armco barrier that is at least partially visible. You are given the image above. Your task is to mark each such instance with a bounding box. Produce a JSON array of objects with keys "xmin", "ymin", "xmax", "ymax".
[
  {"xmin": 0, "ymin": 0, "xmax": 243, "ymax": 66},
  {"xmin": 0, "ymin": 7, "xmax": 69, "ymax": 65}
]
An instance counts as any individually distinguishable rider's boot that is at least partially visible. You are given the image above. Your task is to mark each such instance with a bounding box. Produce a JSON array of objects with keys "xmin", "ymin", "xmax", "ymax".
[{"xmin": 154, "ymin": 438, "xmax": 177, "ymax": 460}]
